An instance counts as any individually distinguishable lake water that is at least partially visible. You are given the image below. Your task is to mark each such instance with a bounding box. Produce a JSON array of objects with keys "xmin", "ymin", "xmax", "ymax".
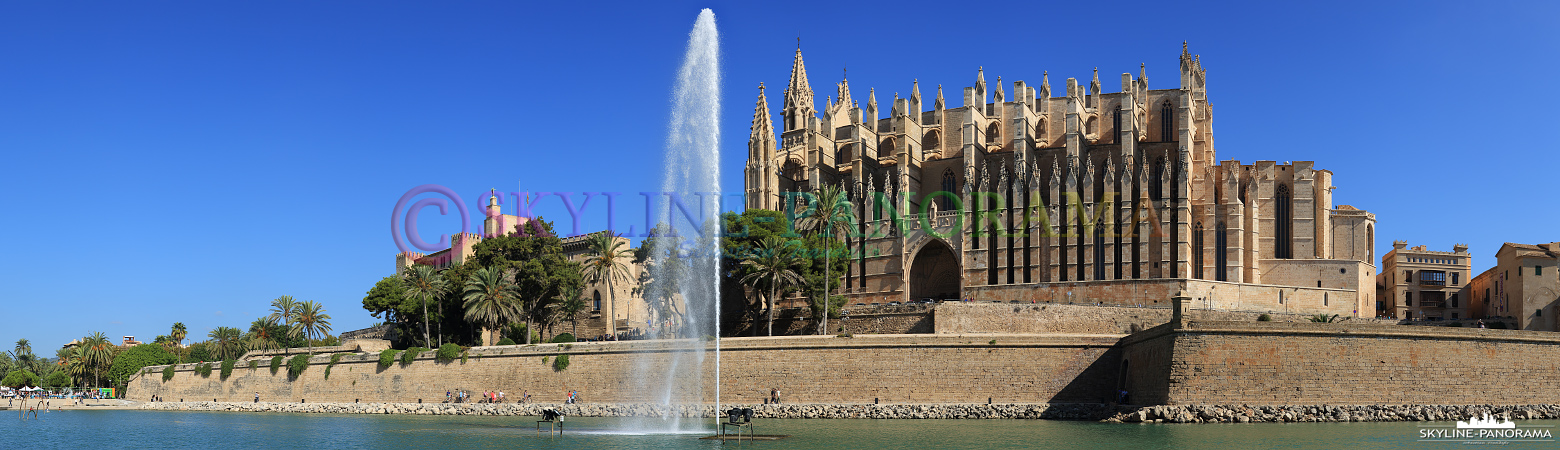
[{"xmin": 9, "ymin": 409, "xmax": 1558, "ymax": 449}]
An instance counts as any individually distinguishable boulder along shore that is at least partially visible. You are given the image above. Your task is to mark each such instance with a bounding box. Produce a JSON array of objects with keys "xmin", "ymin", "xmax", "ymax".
[{"xmin": 136, "ymin": 401, "xmax": 1560, "ymax": 423}]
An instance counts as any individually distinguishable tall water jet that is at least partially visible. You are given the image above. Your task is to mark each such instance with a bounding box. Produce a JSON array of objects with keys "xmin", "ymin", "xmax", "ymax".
[{"xmin": 629, "ymin": 8, "xmax": 720, "ymax": 433}]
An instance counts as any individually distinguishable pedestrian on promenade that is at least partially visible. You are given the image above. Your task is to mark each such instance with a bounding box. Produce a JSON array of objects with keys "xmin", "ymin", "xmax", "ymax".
[{"xmin": 254, "ymin": 392, "xmax": 259, "ymax": 403}]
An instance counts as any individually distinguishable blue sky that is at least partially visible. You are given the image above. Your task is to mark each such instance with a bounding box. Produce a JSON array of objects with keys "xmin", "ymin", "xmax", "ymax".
[{"xmin": 1, "ymin": 1, "xmax": 1555, "ymax": 351}]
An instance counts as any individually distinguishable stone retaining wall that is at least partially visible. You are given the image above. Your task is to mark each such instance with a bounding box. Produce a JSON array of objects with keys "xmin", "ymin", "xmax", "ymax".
[
  {"xmin": 128, "ymin": 334, "xmax": 1124, "ymax": 406},
  {"xmin": 1107, "ymin": 404, "xmax": 1560, "ymax": 423}
]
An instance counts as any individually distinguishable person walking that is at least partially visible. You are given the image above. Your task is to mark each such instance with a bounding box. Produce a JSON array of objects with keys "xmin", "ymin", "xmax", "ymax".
[{"xmin": 254, "ymin": 392, "xmax": 260, "ymax": 403}]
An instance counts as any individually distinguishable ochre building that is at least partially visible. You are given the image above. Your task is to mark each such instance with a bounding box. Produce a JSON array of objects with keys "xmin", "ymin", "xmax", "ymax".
[{"xmin": 743, "ymin": 44, "xmax": 1377, "ymax": 316}]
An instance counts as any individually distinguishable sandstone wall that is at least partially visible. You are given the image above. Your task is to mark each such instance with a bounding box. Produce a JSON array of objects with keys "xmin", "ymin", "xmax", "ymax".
[
  {"xmin": 933, "ymin": 302, "xmax": 1394, "ymax": 335},
  {"xmin": 1144, "ymin": 320, "xmax": 1560, "ymax": 405},
  {"xmin": 127, "ymin": 334, "xmax": 1122, "ymax": 406}
]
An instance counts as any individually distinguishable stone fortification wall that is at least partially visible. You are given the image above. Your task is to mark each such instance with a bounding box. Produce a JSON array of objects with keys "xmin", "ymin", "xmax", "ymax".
[
  {"xmin": 933, "ymin": 303, "xmax": 1393, "ymax": 335},
  {"xmin": 1130, "ymin": 319, "xmax": 1560, "ymax": 405},
  {"xmin": 962, "ymin": 279, "xmax": 1359, "ymax": 317},
  {"xmin": 734, "ymin": 304, "xmax": 934, "ymax": 336},
  {"xmin": 127, "ymin": 334, "xmax": 1122, "ymax": 406}
]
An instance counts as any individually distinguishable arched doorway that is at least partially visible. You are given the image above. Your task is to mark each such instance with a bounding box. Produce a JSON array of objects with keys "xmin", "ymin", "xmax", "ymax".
[{"xmin": 910, "ymin": 240, "xmax": 961, "ymax": 301}]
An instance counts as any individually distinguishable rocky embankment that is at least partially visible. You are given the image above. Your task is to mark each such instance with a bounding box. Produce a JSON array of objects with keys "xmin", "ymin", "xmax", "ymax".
[
  {"xmin": 138, "ymin": 401, "xmax": 1113, "ymax": 420},
  {"xmin": 1104, "ymin": 404, "xmax": 1560, "ymax": 423},
  {"xmin": 139, "ymin": 401, "xmax": 1560, "ymax": 423}
]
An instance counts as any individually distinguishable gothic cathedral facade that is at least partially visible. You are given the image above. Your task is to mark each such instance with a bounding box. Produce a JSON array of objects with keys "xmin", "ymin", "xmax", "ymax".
[{"xmin": 744, "ymin": 44, "xmax": 1378, "ymax": 317}]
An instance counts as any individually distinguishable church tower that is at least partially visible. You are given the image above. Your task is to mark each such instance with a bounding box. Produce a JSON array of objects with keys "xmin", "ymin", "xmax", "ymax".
[{"xmin": 745, "ymin": 83, "xmax": 777, "ymax": 210}]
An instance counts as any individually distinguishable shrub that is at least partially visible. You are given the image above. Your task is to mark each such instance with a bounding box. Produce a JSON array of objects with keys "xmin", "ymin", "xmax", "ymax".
[
  {"xmin": 162, "ymin": 365, "xmax": 175, "ymax": 382},
  {"xmin": 541, "ymin": 356, "xmax": 549, "ymax": 365},
  {"xmin": 248, "ymin": 360, "xmax": 257, "ymax": 370},
  {"xmin": 220, "ymin": 359, "xmax": 235, "ymax": 379},
  {"xmin": 550, "ymin": 333, "xmax": 576, "ymax": 344},
  {"xmin": 552, "ymin": 354, "xmax": 570, "ymax": 372},
  {"xmin": 378, "ymin": 349, "xmax": 398, "ymax": 368},
  {"xmin": 988, "ymin": 339, "xmax": 997, "ymax": 345},
  {"xmin": 460, "ymin": 352, "xmax": 469, "ymax": 364},
  {"xmin": 401, "ymin": 347, "xmax": 427, "ymax": 365},
  {"xmin": 1257, "ymin": 314, "xmax": 1273, "ymax": 322},
  {"xmin": 324, "ymin": 354, "xmax": 344, "ymax": 380},
  {"xmin": 287, "ymin": 355, "xmax": 309, "ymax": 378},
  {"xmin": 270, "ymin": 356, "xmax": 284, "ymax": 374},
  {"xmin": 496, "ymin": 338, "xmax": 516, "ymax": 346},
  {"xmin": 195, "ymin": 363, "xmax": 213, "ymax": 377},
  {"xmin": 1308, "ymin": 314, "xmax": 1339, "ymax": 323},
  {"xmin": 436, "ymin": 344, "xmax": 462, "ymax": 362}
]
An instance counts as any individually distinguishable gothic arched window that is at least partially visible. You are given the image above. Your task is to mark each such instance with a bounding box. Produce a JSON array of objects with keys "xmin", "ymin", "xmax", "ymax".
[
  {"xmin": 941, "ymin": 169, "xmax": 957, "ymax": 210},
  {"xmin": 835, "ymin": 148, "xmax": 843, "ymax": 165},
  {"xmin": 986, "ymin": 122, "xmax": 1000, "ymax": 144},
  {"xmin": 1276, "ymin": 184, "xmax": 1292, "ymax": 259},
  {"xmin": 1367, "ymin": 224, "xmax": 1374, "ymax": 262},
  {"xmin": 1036, "ymin": 119, "xmax": 1047, "ymax": 144},
  {"xmin": 1160, "ymin": 101, "xmax": 1174, "ymax": 142},
  {"xmin": 593, "ymin": 291, "xmax": 602, "ymax": 312},
  {"xmin": 1111, "ymin": 105, "xmax": 1122, "ymax": 144},
  {"xmin": 1193, "ymin": 221, "xmax": 1205, "ymax": 279},
  {"xmin": 879, "ymin": 137, "xmax": 895, "ymax": 159}
]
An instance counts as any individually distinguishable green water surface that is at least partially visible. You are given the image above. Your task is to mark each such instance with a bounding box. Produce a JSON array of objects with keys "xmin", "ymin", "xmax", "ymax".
[{"xmin": 8, "ymin": 409, "xmax": 1556, "ymax": 449}]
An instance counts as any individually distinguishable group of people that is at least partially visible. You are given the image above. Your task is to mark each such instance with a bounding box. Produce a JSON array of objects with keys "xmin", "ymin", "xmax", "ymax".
[{"xmin": 444, "ymin": 389, "xmax": 533, "ymax": 404}]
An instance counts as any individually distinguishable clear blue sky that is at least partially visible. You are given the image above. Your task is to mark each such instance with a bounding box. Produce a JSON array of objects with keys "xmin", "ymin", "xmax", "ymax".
[{"xmin": 1, "ymin": 1, "xmax": 1555, "ymax": 352}]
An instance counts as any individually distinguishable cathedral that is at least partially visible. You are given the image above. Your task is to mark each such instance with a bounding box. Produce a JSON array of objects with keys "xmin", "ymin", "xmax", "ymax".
[{"xmin": 743, "ymin": 44, "xmax": 1378, "ymax": 317}]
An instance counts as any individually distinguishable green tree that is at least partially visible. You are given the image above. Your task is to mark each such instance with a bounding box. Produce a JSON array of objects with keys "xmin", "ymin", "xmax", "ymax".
[
  {"xmin": 291, "ymin": 300, "xmax": 333, "ymax": 353},
  {"xmin": 721, "ymin": 210, "xmax": 792, "ymax": 334},
  {"xmin": 1, "ymin": 370, "xmax": 39, "ymax": 388},
  {"xmin": 184, "ymin": 342, "xmax": 213, "ymax": 363},
  {"xmin": 107, "ymin": 344, "xmax": 176, "ymax": 391},
  {"xmin": 741, "ymin": 236, "xmax": 807, "ymax": 336},
  {"xmin": 64, "ymin": 346, "xmax": 88, "ymax": 388},
  {"xmin": 463, "ymin": 267, "xmax": 523, "ymax": 346},
  {"xmin": 80, "ymin": 332, "xmax": 114, "ymax": 388},
  {"xmin": 796, "ymin": 184, "xmax": 855, "ymax": 335},
  {"xmin": 208, "ymin": 327, "xmax": 244, "ymax": 361},
  {"xmin": 362, "ymin": 275, "xmax": 413, "ymax": 323},
  {"xmin": 245, "ymin": 316, "xmax": 282, "ymax": 353},
  {"xmin": 463, "ymin": 218, "xmax": 582, "ymax": 344},
  {"xmin": 171, "ymin": 322, "xmax": 188, "ymax": 348},
  {"xmin": 42, "ymin": 370, "xmax": 70, "ymax": 388},
  {"xmin": 636, "ymin": 223, "xmax": 687, "ymax": 335},
  {"xmin": 269, "ymin": 296, "xmax": 301, "ymax": 337},
  {"xmin": 581, "ymin": 232, "xmax": 635, "ymax": 339},
  {"xmin": 11, "ymin": 339, "xmax": 35, "ymax": 374},
  {"xmin": 402, "ymin": 265, "xmax": 448, "ymax": 348},
  {"xmin": 555, "ymin": 285, "xmax": 588, "ymax": 338}
]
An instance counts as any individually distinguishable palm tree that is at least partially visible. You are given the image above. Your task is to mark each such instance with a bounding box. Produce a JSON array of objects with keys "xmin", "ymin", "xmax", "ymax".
[
  {"xmin": 292, "ymin": 301, "xmax": 333, "ymax": 353},
  {"xmin": 269, "ymin": 296, "xmax": 301, "ymax": 338},
  {"xmin": 797, "ymin": 184, "xmax": 854, "ymax": 335},
  {"xmin": 79, "ymin": 332, "xmax": 113, "ymax": 388},
  {"xmin": 208, "ymin": 327, "xmax": 244, "ymax": 361},
  {"xmin": 402, "ymin": 265, "xmax": 447, "ymax": 348},
  {"xmin": 555, "ymin": 285, "xmax": 587, "ymax": 338},
  {"xmin": 64, "ymin": 347, "xmax": 88, "ymax": 388},
  {"xmin": 170, "ymin": 322, "xmax": 188, "ymax": 348},
  {"xmin": 462, "ymin": 267, "xmax": 523, "ymax": 346},
  {"xmin": 581, "ymin": 233, "xmax": 635, "ymax": 339},
  {"xmin": 741, "ymin": 236, "xmax": 806, "ymax": 336},
  {"xmin": 12, "ymin": 339, "xmax": 35, "ymax": 373},
  {"xmin": 245, "ymin": 317, "xmax": 281, "ymax": 353}
]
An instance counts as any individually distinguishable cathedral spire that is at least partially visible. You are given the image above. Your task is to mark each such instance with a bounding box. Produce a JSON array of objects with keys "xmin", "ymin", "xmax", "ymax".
[
  {"xmin": 783, "ymin": 47, "xmax": 815, "ymax": 131},
  {"xmin": 750, "ymin": 83, "xmax": 774, "ymax": 142},
  {"xmin": 836, "ymin": 68, "xmax": 854, "ymax": 110},
  {"xmin": 1040, "ymin": 71, "xmax": 1051, "ymax": 99},
  {"xmin": 911, "ymin": 79, "xmax": 922, "ymax": 104},
  {"xmin": 935, "ymin": 84, "xmax": 945, "ymax": 110},
  {"xmin": 1090, "ymin": 67, "xmax": 1101, "ymax": 95},
  {"xmin": 867, "ymin": 88, "xmax": 878, "ymax": 115},
  {"xmin": 994, "ymin": 76, "xmax": 1005, "ymax": 104}
]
